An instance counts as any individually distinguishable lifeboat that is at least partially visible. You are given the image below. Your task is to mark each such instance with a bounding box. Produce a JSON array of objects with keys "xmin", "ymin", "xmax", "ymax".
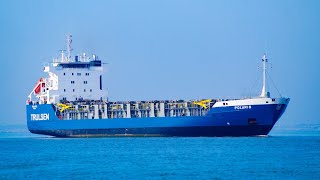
[{"xmin": 34, "ymin": 78, "xmax": 45, "ymax": 94}]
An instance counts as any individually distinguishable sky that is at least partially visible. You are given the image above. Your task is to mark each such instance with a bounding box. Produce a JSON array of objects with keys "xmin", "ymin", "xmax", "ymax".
[{"xmin": 0, "ymin": 0, "xmax": 319, "ymax": 127}]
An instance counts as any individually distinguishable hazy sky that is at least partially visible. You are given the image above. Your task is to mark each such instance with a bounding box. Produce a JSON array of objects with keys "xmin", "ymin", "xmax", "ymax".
[{"xmin": 0, "ymin": 0, "xmax": 319, "ymax": 126}]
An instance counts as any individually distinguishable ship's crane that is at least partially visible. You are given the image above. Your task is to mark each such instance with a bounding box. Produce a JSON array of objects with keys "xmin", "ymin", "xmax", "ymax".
[
  {"xmin": 193, "ymin": 99, "xmax": 212, "ymax": 109},
  {"xmin": 57, "ymin": 103, "xmax": 73, "ymax": 112}
]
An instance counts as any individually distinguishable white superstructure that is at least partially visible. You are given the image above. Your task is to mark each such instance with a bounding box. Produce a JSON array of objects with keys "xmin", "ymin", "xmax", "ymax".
[{"xmin": 28, "ymin": 34, "xmax": 106, "ymax": 104}]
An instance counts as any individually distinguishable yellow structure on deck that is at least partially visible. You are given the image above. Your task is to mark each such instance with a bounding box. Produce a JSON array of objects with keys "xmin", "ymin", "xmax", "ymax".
[
  {"xmin": 57, "ymin": 103, "xmax": 72, "ymax": 112},
  {"xmin": 193, "ymin": 99, "xmax": 212, "ymax": 109}
]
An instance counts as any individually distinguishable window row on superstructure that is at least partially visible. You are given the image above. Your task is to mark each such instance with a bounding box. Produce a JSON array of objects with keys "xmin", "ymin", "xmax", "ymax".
[
  {"xmin": 70, "ymin": 81, "xmax": 88, "ymax": 84},
  {"xmin": 63, "ymin": 89, "xmax": 93, "ymax": 92},
  {"xmin": 63, "ymin": 73, "xmax": 90, "ymax": 76}
]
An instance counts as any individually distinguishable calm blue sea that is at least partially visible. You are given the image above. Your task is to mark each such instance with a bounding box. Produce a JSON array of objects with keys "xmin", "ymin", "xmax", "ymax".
[{"xmin": 0, "ymin": 125, "xmax": 319, "ymax": 179}]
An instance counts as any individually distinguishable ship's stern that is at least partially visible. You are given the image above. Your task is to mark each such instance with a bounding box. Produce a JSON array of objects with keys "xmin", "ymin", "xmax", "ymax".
[{"xmin": 26, "ymin": 103, "xmax": 59, "ymax": 135}]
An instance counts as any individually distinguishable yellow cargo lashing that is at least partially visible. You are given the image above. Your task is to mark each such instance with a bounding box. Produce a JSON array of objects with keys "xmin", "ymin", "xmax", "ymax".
[
  {"xmin": 57, "ymin": 103, "xmax": 72, "ymax": 112},
  {"xmin": 193, "ymin": 99, "xmax": 211, "ymax": 109}
]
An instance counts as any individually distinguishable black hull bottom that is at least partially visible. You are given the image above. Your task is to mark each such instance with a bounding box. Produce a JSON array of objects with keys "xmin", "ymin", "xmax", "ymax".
[{"xmin": 30, "ymin": 125, "xmax": 274, "ymax": 137}]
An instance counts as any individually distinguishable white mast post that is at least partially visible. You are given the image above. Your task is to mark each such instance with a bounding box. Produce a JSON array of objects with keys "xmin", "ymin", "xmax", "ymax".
[{"xmin": 260, "ymin": 53, "xmax": 269, "ymax": 98}]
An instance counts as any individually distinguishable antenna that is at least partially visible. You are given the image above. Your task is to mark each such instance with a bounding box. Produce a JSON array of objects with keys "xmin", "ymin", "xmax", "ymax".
[
  {"xmin": 66, "ymin": 33, "xmax": 73, "ymax": 61},
  {"xmin": 60, "ymin": 50, "xmax": 66, "ymax": 62},
  {"xmin": 260, "ymin": 53, "xmax": 270, "ymax": 98}
]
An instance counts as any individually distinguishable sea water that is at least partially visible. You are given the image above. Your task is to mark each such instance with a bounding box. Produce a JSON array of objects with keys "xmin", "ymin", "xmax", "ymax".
[{"xmin": 0, "ymin": 125, "xmax": 319, "ymax": 179}]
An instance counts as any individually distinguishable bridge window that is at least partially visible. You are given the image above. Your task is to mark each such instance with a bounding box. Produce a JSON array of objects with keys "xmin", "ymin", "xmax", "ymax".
[
  {"xmin": 84, "ymin": 89, "xmax": 86, "ymax": 92},
  {"xmin": 63, "ymin": 73, "xmax": 65, "ymax": 76},
  {"xmin": 71, "ymin": 81, "xmax": 75, "ymax": 84},
  {"xmin": 85, "ymin": 73, "xmax": 89, "ymax": 76},
  {"xmin": 72, "ymin": 73, "xmax": 74, "ymax": 76},
  {"xmin": 73, "ymin": 89, "xmax": 75, "ymax": 92},
  {"xmin": 84, "ymin": 81, "xmax": 88, "ymax": 84},
  {"xmin": 90, "ymin": 89, "xmax": 92, "ymax": 92},
  {"xmin": 64, "ymin": 89, "xmax": 66, "ymax": 92},
  {"xmin": 100, "ymin": 75, "xmax": 102, "ymax": 90}
]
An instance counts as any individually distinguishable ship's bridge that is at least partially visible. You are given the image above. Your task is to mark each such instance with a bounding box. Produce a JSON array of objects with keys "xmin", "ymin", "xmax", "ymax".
[
  {"xmin": 56, "ymin": 60, "xmax": 102, "ymax": 69},
  {"xmin": 28, "ymin": 34, "xmax": 106, "ymax": 104}
]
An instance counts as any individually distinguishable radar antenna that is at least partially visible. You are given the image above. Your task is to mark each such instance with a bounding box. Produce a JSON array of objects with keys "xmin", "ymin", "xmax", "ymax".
[{"xmin": 66, "ymin": 33, "xmax": 73, "ymax": 61}]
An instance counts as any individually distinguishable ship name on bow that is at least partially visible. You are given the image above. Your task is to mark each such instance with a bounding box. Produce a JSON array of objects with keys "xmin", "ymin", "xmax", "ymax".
[
  {"xmin": 234, "ymin": 105, "xmax": 252, "ymax": 110},
  {"xmin": 31, "ymin": 114, "xmax": 50, "ymax": 121}
]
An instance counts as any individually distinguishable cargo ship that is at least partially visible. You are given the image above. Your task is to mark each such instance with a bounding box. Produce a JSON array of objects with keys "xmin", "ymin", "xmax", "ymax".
[{"xmin": 26, "ymin": 34, "xmax": 290, "ymax": 137}]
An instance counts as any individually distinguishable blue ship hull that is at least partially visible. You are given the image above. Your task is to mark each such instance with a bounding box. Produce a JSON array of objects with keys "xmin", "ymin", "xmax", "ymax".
[
  {"xmin": 26, "ymin": 102, "xmax": 288, "ymax": 137},
  {"xmin": 29, "ymin": 126, "xmax": 273, "ymax": 137}
]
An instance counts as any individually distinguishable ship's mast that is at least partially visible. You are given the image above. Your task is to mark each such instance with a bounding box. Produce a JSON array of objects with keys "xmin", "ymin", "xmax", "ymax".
[
  {"xmin": 66, "ymin": 33, "xmax": 72, "ymax": 61},
  {"xmin": 260, "ymin": 53, "xmax": 270, "ymax": 98}
]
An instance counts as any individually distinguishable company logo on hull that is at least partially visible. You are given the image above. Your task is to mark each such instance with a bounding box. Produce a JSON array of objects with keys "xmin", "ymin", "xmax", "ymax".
[
  {"xmin": 234, "ymin": 105, "xmax": 252, "ymax": 110},
  {"xmin": 32, "ymin": 105, "xmax": 37, "ymax": 110},
  {"xmin": 31, "ymin": 114, "xmax": 49, "ymax": 121}
]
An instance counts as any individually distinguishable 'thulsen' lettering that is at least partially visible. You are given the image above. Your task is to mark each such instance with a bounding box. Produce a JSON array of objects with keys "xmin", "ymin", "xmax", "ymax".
[
  {"xmin": 31, "ymin": 114, "xmax": 49, "ymax": 121},
  {"xmin": 234, "ymin": 105, "xmax": 252, "ymax": 110}
]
